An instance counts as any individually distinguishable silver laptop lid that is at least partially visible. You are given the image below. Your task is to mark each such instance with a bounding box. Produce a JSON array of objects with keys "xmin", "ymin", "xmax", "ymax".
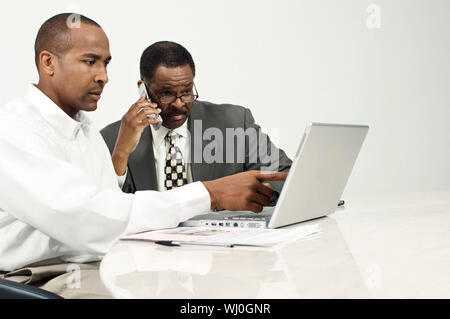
[{"xmin": 268, "ymin": 123, "xmax": 369, "ymax": 228}]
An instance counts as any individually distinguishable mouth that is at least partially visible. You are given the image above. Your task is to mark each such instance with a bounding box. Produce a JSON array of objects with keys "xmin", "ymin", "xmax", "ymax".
[
  {"xmin": 170, "ymin": 114, "xmax": 186, "ymax": 121},
  {"xmin": 167, "ymin": 114, "xmax": 186, "ymax": 121},
  {"xmin": 88, "ymin": 91, "xmax": 103, "ymax": 102}
]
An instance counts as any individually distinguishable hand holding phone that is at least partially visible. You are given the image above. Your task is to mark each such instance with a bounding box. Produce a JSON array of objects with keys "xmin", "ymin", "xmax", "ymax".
[{"xmin": 138, "ymin": 83, "xmax": 163, "ymax": 130}]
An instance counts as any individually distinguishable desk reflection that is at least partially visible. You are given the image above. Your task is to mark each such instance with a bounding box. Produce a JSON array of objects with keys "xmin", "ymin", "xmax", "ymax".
[{"xmin": 100, "ymin": 217, "xmax": 370, "ymax": 299}]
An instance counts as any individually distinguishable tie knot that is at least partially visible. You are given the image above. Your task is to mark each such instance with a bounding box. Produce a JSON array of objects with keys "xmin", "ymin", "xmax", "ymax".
[{"xmin": 166, "ymin": 131, "xmax": 178, "ymax": 145}]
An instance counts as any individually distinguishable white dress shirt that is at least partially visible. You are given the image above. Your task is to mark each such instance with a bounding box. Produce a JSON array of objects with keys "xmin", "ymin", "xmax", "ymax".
[
  {"xmin": 0, "ymin": 84, "xmax": 211, "ymax": 271},
  {"xmin": 150, "ymin": 121, "xmax": 193, "ymax": 191}
]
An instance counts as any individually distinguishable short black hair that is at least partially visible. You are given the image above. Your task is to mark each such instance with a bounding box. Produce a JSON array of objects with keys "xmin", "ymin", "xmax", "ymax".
[
  {"xmin": 140, "ymin": 41, "xmax": 196, "ymax": 82},
  {"xmin": 34, "ymin": 13, "xmax": 101, "ymax": 71}
]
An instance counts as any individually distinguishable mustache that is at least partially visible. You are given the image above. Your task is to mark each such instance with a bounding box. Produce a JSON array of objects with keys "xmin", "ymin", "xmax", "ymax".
[
  {"xmin": 88, "ymin": 85, "xmax": 104, "ymax": 92},
  {"xmin": 164, "ymin": 107, "xmax": 189, "ymax": 117}
]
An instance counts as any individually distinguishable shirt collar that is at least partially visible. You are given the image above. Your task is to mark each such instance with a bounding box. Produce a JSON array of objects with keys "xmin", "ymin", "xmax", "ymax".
[
  {"xmin": 151, "ymin": 119, "xmax": 189, "ymax": 149},
  {"xmin": 25, "ymin": 84, "xmax": 92, "ymax": 139}
]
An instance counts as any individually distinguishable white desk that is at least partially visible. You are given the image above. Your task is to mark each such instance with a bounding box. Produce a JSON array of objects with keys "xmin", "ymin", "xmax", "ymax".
[{"xmin": 100, "ymin": 190, "xmax": 450, "ymax": 298}]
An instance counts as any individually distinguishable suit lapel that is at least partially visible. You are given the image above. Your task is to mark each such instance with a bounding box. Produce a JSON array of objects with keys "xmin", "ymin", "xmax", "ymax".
[
  {"xmin": 128, "ymin": 126, "xmax": 159, "ymax": 191},
  {"xmin": 189, "ymin": 102, "xmax": 215, "ymax": 182}
]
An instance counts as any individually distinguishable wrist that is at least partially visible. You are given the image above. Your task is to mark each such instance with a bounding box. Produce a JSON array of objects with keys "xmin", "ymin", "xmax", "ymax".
[
  {"xmin": 112, "ymin": 149, "xmax": 130, "ymax": 176},
  {"xmin": 202, "ymin": 181, "xmax": 218, "ymax": 211}
]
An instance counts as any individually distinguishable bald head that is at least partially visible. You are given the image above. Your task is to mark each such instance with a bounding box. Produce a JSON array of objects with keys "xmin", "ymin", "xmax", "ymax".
[{"xmin": 34, "ymin": 13, "xmax": 101, "ymax": 72}]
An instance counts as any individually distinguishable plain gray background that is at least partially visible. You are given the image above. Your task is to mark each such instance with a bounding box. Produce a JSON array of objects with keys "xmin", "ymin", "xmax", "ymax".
[{"xmin": 0, "ymin": 0, "xmax": 449, "ymax": 197}]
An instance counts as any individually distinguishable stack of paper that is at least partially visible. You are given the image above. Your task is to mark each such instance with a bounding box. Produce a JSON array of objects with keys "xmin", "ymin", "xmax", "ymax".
[{"xmin": 122, "ymin": 224, "xmax": 320, "ymax": 247}]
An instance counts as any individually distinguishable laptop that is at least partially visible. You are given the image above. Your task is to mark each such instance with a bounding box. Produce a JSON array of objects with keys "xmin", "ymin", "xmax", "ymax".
[{"xmin": 180, "ymin": 123, "xmax": 369, "ymax": 229}]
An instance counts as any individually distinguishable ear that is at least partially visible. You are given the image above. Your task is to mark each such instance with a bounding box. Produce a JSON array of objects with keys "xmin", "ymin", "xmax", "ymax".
[
  {"xmin": 137, "ymin": 80, "xmax": 143, "ymax": 88},
  {"xmin": 38, "ymin": 50, "xmax": 57, "ymax": 76}
]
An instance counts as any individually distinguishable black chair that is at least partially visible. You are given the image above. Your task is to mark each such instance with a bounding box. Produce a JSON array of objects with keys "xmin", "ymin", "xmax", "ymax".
[{"xmin": 0, "ymin": 278, "xmax": 63, "ymax": 299}]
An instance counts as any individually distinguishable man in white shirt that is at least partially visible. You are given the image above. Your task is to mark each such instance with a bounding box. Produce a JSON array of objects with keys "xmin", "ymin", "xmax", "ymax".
[{"xmin": 0, "ymin": 13, "xmax": 286, "ymax": 298}]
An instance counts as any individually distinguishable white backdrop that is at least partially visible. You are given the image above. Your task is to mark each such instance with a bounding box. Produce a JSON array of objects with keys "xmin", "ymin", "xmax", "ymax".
[{"xmin": 1, "ymin": 0, "xmax": 449, "ymax": 197}]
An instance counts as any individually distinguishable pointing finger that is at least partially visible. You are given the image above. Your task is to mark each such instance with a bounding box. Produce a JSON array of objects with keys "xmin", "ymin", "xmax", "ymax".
[{"xmin": 256, "ymin": 172, "xmax": 288, "ymax": 182}]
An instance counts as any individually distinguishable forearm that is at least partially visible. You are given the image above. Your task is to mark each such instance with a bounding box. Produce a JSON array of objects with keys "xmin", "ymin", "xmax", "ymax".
[{"xmin": 112, "ymin": 148, "xmax": 130, "ymax": 176}]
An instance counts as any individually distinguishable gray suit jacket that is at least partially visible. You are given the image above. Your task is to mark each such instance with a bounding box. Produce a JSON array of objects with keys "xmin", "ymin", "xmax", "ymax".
[{"xmin": 101, "ymin": 101, "xmax": 292, "ymax": 199}]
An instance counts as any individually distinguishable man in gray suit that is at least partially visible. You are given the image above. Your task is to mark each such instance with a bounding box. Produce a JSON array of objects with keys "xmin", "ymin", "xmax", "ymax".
[{"xmin": 101, "ymin": 41, "xmax": 291, "ymax": 207}]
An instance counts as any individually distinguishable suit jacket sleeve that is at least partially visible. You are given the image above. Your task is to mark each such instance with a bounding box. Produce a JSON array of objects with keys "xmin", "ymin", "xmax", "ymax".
[{"xmin": 243, "ymin": 108, "xmax": 292, "ymax": 200}]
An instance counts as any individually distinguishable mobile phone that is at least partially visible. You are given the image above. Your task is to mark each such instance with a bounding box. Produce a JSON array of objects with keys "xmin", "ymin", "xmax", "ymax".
[{"xmin": 138, "ymin": 83, "xmax": 163, "ymax": 130}]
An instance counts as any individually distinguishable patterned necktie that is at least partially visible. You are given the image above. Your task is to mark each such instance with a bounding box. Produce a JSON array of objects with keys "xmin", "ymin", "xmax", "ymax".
[{"xmin": 164, "ymin": 131, "xmax": 188, "ymax": 191}]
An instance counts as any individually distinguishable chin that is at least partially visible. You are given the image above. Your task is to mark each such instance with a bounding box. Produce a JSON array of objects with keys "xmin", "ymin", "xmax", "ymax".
[
  {"xmin": 164, "ymin": 118, "xmax": 187, "ymax": 129},
  {"xmin": 163, "ymin": 123, "xmax": 177, "ymax": 130},
  {"xmin": 83, "ymin": 103, "xmax": 98, "ymax": 112}
]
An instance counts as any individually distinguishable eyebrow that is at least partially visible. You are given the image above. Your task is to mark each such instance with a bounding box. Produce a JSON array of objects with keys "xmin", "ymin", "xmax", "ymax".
[{"xmin": 81, "ymin": 53, "xmax": 112, "ymax": 62}]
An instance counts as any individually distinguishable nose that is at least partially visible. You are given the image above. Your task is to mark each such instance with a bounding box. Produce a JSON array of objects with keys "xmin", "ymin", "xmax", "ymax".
[
  {"xmin": 95, "ymin": 66, "xmax": 109, "ymax": 85},
  {"xmin": 172, "ymin": 96, "xmax": 185, "ymax": 108}
]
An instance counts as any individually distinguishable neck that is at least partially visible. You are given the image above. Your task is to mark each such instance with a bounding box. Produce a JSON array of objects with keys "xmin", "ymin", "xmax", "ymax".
[{"xmin": 36, "ymin": 80, "xmax": 78, "ymax": 119}]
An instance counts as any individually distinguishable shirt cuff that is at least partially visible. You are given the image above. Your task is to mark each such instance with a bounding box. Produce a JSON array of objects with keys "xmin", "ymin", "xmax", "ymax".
[
  {"xmin": 125, "ymin": 181, "xmax": 211, "ymax": 235},
  {"xmin": 117, "ymin": 169, "xmax": 127, "ymax": 188}
]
